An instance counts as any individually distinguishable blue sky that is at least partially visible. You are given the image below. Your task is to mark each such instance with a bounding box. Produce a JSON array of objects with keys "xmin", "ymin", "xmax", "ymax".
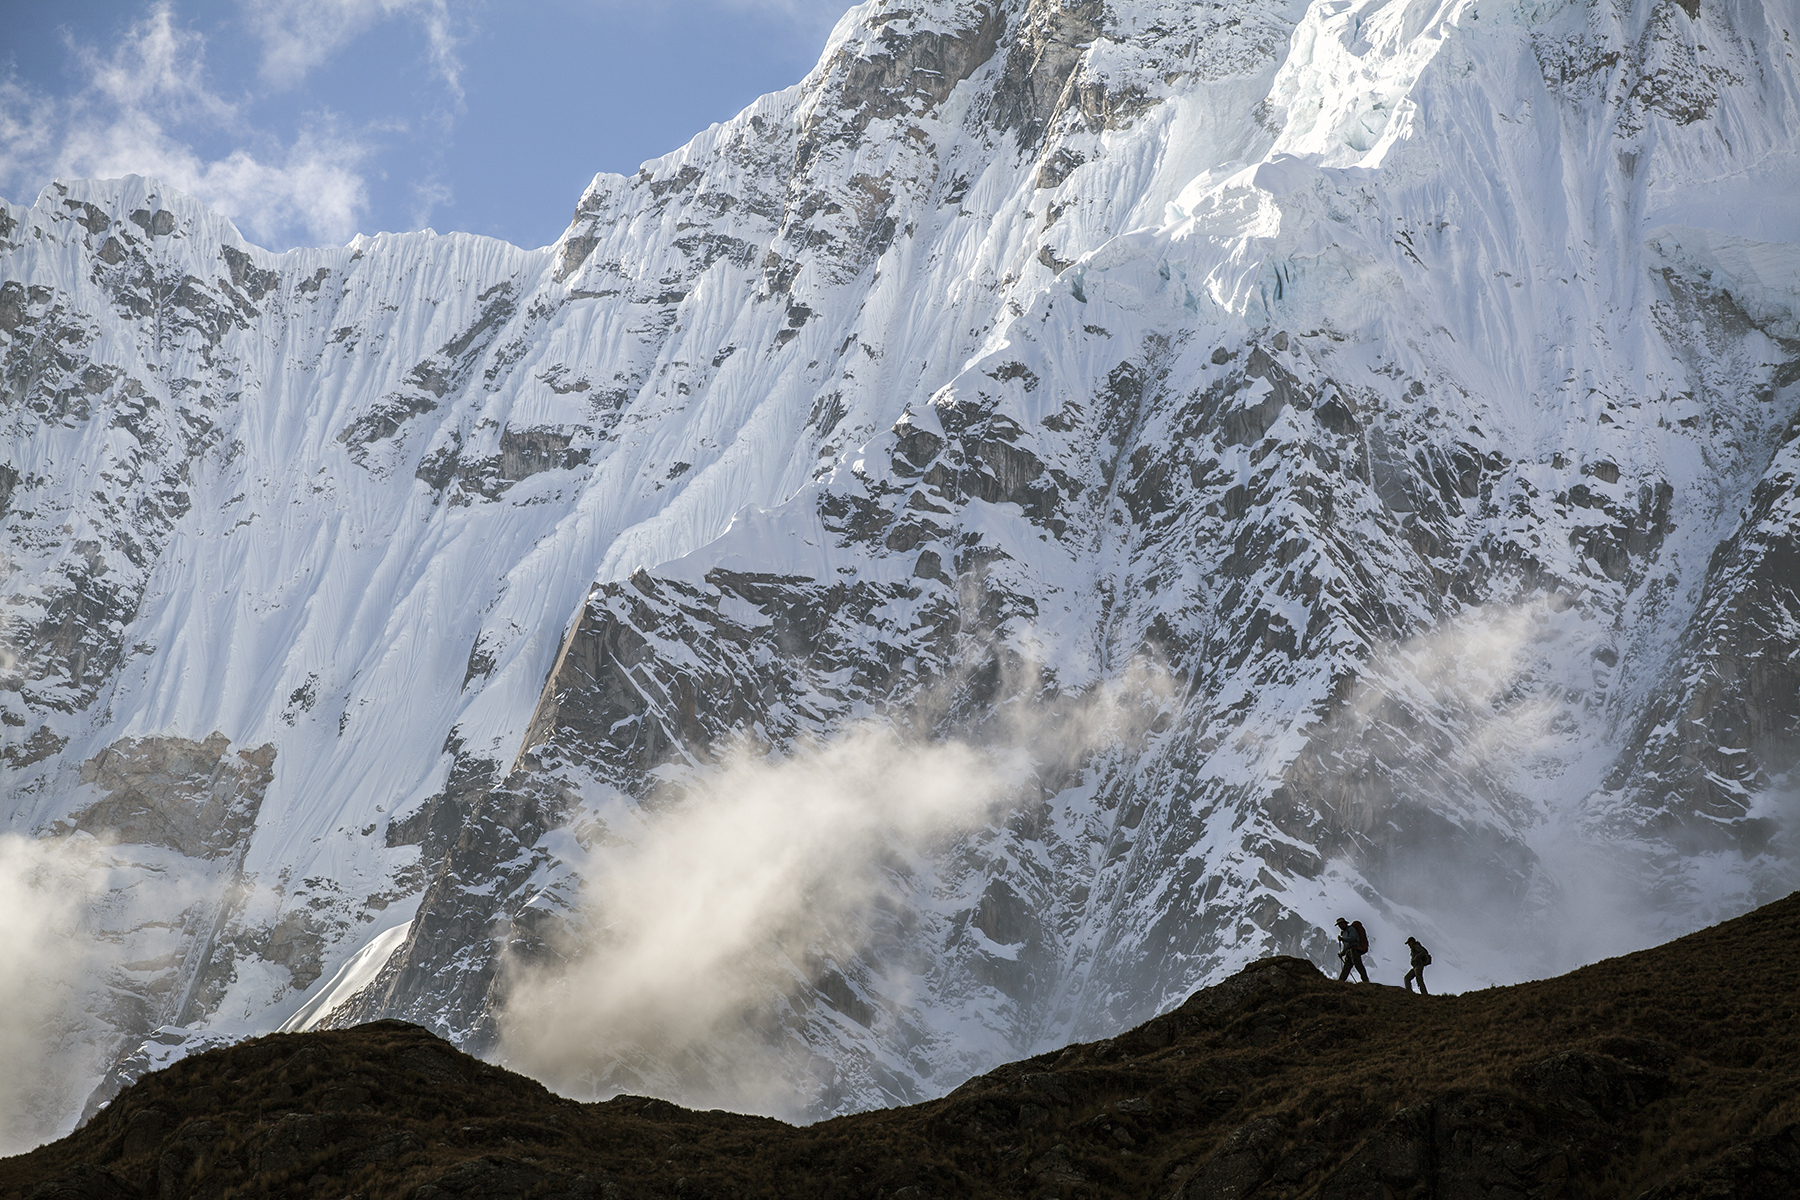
[{"xmin": 0, "ymin": 0, "xmax": 850, "ymax": 251}]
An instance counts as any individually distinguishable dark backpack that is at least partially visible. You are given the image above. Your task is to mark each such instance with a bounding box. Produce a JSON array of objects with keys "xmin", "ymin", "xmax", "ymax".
[
  {"xmin": 1419, "ymin": 946, "xmax": 1432, "ymax": 966},
  {"xmin": 1350, "ymin": 920, "xmax": 1370, "ymax": 955}
]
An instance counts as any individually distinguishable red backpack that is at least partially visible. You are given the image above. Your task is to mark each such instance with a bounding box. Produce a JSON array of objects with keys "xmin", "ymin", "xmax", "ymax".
[{"xmin": 1350, "ymin": 920, "xmax": 1370, "ymax": 955}]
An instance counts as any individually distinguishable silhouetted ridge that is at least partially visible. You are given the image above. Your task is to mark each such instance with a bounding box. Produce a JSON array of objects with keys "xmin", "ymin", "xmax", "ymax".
[{"xmin": 6, "ymin": 893, "xmax": 1797, "ymax": 1198}]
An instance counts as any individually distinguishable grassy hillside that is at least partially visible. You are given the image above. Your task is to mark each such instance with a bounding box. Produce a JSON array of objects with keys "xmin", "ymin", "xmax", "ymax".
[{"xmin": 7, "ymin": 893, "xmax": 1798, "ymax": 1199}]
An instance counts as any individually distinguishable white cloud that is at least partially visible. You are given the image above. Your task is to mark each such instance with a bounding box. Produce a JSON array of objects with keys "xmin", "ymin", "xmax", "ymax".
[
  {"xmin": 238, "ymin": 0, "xmax": 466, "ymax": 97},
  {"xmin": 0, "ymin": 2, "xmax": 373, "ymax": 248},
  {"xmin": 0, "ymin": 78, "xmax": 57, "ymax": 190},
  {"xmin": 496, "ymin": 666, "xmax": 1174, "ymax": 1117},
  {"xmin": 409, "ymin": 176, "xmax": 454, "ymax": 231},
  {"xmin": 497, "ymin": 726, "xmax": 1016, "ymax": 1117},
  {"xmin": 54, "ymin": 108, "xmax": 370, "ymax": 248},
  {"xmin": 72, "ymin": 3, "xmax": 234, "ymax": 122}
]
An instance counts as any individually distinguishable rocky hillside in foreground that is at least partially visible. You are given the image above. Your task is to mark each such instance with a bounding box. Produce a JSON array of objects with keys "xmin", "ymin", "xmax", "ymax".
[
  {"xmin": 5, "ymin": 890, "xmax": 1798, "ymax": 1200},
  {"xmin": 4, "ymin": 0, "xmax": 1799, "ymax": 1138}
]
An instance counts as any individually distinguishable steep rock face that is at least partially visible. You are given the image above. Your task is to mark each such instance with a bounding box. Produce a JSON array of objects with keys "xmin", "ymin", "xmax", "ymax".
[
  {"xmin": 1599, "ymin": 403, "xmax": 1800, "ymax": 866},
  {"xmin": 69, "ymin": 733, "xmax": 275, "ymax": 861},
  {"xmin": 2, "ymin": 0, "xmax": 1798, "ymax": 1136},
  {"xmin": 341, "ymin": 0, "xmax": 1800, "ymax": 1113}
]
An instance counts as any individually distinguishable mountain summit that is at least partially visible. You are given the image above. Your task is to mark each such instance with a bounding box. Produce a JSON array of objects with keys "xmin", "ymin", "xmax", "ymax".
[{"xmin": 2, "ymin": 0, "xmax": 1797, "ymax": 1145}]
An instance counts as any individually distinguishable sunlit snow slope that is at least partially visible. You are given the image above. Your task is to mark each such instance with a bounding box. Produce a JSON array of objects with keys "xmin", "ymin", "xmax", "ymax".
[{"xmin": 3, "ymin": 0, "xmax": 1797, "ymax": 1142}]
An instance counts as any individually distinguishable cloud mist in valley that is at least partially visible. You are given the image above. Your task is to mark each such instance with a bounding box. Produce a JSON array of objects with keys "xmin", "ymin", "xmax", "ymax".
[
  {"xmin": 0, "ymin": 834, "xmax": 119, "ymax": 1155},
  {"xmin": 0, "ymin": 822, "xmax": 229, "ymax": 1153},
  {"xmin": 494, "ymin": 661, "xmax": 1180, "ymax": 1118},
  {"xmin": 494, "ymin": 726, "xmax": 1019, "ymax": 1118},
  {"xmin": 1295, "ymin": 595, "xmax": 1797, "ymax": 993}
]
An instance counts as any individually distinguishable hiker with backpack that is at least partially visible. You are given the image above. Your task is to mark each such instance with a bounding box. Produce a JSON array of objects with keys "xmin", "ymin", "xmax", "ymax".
[
  {"xmin": 1334, "ymin": 916, "xmax": 1370, "ymax": 983},
  {"xmin": 1404, "ymin": 936, "xmax": 1432, "ymax": 994}
]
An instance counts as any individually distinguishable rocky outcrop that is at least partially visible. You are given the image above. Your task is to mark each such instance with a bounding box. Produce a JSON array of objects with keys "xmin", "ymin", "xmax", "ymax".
[
  {"xmin": 1640, "ymin": 1125, "xmax": 1800, "ymax": 1200},
  {"xmin": 1602, "ymin": 400, "xmax": 1800, "ymax": 859},
  {"xmin": 67, "ymin": 733, "xmax": 274, "ymax": 859}
]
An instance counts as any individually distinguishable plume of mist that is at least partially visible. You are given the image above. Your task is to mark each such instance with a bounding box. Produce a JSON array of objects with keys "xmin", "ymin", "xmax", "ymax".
[
  {"xmin": 496, "ymin": 725, "xmax": 1021, "ymax": 1116},
  {"xmin": 496, "ymin": 659, "xmax": 1176, "ymax": 1117},
  {"xmin": 1343, "ymin": 603, "xmax": 1571, "ymax": 782},
  {"xmin": 1298, "ymin": 596, "xmax": 1731, "ymax": 985},
  {"xmin": 0, "ymin": 833, "xmax": 118, "ymax": 1155}
]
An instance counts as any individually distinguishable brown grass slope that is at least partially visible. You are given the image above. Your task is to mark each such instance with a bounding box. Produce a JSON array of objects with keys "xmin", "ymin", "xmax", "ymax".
[{"xmin": 6, "ymin": 892, "xmax": 1798, "ymax": 1200}]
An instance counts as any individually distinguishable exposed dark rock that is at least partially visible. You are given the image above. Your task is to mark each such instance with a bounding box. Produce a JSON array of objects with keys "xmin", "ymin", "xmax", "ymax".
[
  {"xmin": 1516, "ymin": 1048, "xmax": 1668, "ymax": 1121},
  {"xmin": 67, "ymin": 732, "xmax": 275, "ymax": 860},
  {"xmin": 23, "ymin": 1166, "xmax": 140, "ymax": 1200},
  {"xmin": 993, "ymin": 0, "xmax": 1107, "ymax": 149},
  {"xmin": 217, "ymin": 245, "xmax": 278, "ymax": 301},
  {"xmin": 1639, "ymin": 1124, "xmax": 1800, "ymax": 1200},
  {"xmin": 1177, "ymin": 1114, "xmax": 1285, "ymax": 1199},
  {"xmin": 1313, "ymin": 1094, "xmax": 1572, "ymax": 1200}
]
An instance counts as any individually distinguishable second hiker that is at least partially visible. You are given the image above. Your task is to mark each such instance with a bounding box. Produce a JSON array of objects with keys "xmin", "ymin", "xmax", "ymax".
[{"xmin": 1404, "ymin": 936, "xmax": 1432, "ymax": 994}]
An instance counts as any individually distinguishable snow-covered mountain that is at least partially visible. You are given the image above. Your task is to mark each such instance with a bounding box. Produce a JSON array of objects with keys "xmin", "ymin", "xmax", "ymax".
[{"xmin": 3, "ymin": 0, "xmax": 1797, "ymax": 1145}]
